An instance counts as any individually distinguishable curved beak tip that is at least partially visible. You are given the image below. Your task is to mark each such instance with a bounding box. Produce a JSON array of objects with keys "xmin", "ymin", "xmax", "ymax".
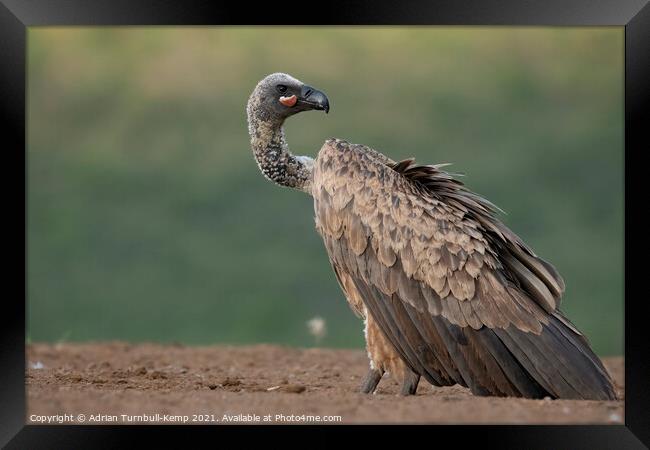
[{"xmin": 301, "ymin": 84, "xmax": 330, "ymax": 114}]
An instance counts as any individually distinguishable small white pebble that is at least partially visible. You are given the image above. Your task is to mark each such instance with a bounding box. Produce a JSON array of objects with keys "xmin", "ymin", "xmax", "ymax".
[
  {"xmin": 29, "ymin": 361, "xmax": 44, "ymax": 369},
  {"xmin": 266, "ymin": 386, "xmax": 281, "ymax": 391},
  {"xmin": 307, "ymin": 317, "xmax": 327, "ymax": 342},
  {"xmin": 608, "ymin": 413, "xmax": 622, "ymax": 422}
]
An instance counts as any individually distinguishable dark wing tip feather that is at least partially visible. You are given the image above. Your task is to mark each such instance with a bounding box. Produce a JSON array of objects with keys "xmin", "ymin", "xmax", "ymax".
[{"xmin": 497, "ymin": 315, "xmax": 617, "ymax": 400}]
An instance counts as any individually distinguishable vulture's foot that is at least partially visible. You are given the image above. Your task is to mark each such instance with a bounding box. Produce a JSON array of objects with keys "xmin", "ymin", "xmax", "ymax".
[
  {"xmin": 359, "ymin": 368, "xmax": 384, "ymax": 394},
  {"xmin": 399, "ymin": 370, "xmax": 420, "ymax": 396}
]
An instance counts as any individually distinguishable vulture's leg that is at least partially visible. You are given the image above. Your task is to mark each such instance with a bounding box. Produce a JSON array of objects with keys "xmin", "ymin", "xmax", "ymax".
[
  {"xmin": 400, "ymin": 370, "xmax": 420, "ymax": 396},
  {"xmin": 360, "ymin": 367, "xmax": 384, "ymax": 394},
  {"xmin": 363, "ymin": 311, "xmax": 414, "ymax": 394}
]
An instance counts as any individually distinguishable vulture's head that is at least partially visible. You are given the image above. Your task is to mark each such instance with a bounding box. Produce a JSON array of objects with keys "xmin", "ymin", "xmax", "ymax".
[{"xmin": 247, "ymin": 73, "xmax": 330, "ymax": 124}]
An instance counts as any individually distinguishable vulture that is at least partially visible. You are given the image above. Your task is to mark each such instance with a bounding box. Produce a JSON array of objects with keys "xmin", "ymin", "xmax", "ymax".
[{"xmin": 246, "ymin": 72, "xmax": 617, "ymax": 400}]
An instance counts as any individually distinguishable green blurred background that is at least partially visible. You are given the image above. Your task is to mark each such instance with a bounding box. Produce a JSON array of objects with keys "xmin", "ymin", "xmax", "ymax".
[{"xmin": 27, "ymin": 27, "xmax": 623, "ymax": 355}]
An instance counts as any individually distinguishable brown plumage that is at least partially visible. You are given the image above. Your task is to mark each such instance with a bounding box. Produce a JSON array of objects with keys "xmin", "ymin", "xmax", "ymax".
[{"xmin": 247, "ymin": 73, "xmax": 617, "ymax": 400}]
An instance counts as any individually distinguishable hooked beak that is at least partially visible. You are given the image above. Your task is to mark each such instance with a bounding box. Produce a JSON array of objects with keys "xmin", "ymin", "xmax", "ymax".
[{"xmin": 299, "ymin": 84, "xmax": 330, "ymax": 113}]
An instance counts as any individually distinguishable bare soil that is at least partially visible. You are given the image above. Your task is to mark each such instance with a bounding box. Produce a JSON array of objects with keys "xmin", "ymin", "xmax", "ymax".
[{"xmin": 26, "ymin": 342, "xmax": 624, "ymax": 424}]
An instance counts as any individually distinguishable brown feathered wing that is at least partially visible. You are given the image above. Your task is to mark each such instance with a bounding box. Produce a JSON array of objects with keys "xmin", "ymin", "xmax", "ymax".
[{"xmin": 313, "ymin": 138, "xmax": 616, "ymax": 400}]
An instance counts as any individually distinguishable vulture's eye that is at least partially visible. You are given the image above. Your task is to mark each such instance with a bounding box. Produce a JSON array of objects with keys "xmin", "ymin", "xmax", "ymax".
[{"xmin": 276, "ymin": 85, "xmax": 288, "ymax": 94}]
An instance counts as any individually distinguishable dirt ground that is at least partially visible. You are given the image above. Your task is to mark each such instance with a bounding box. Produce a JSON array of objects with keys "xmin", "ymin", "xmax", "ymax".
[{"xmin": 26, "ymin": 342, "xmax": 624, "ymax": 425}]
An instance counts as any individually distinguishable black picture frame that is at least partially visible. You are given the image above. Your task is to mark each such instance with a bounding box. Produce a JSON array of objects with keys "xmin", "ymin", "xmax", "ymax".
[{"xmin": 2, "ymin": 0, "xmax": 647, "ymax": 447}]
